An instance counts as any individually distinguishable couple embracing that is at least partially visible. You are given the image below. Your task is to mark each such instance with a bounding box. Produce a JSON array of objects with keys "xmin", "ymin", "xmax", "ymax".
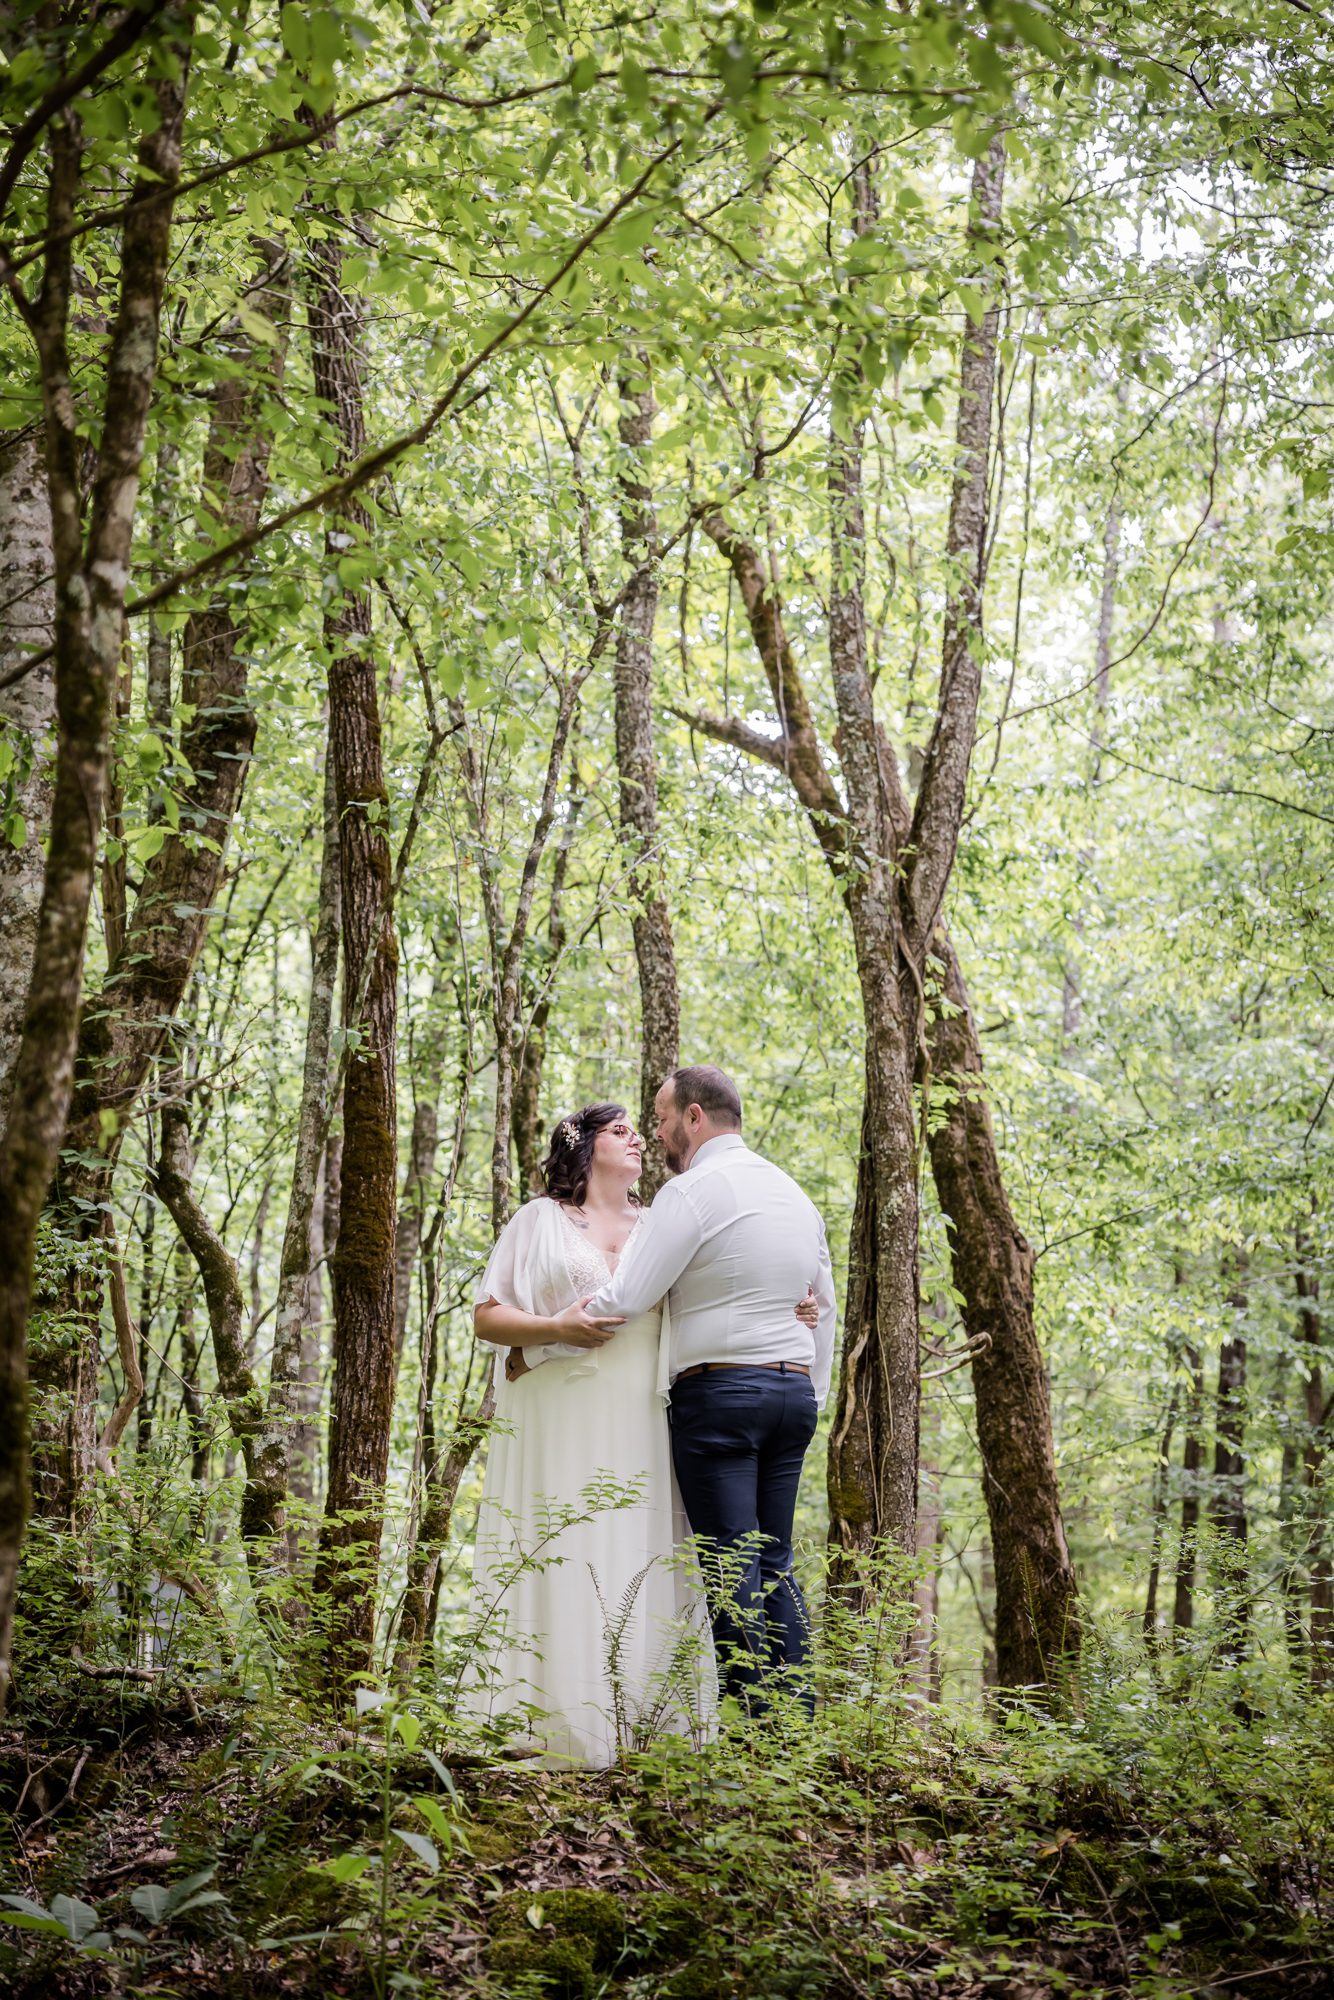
[{"xmin": 463, "ymin": 1064, "xmax": 837, "ymax": 1767}]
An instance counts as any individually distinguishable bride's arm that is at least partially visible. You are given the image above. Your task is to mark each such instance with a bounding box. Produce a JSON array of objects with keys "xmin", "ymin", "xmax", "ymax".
[{"xmin": 474, "ymin": 1297, "xmax": 624, "ymax": 1349}]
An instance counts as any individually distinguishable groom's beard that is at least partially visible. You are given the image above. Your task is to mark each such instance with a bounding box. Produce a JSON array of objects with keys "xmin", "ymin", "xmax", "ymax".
[{"xmin": 662, "ymin": 1132, "xmax": 687, "ymax": 1175}]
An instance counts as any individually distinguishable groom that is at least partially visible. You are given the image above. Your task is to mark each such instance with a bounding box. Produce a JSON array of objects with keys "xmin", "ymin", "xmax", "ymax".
[{"xmin": 580, "ymin": 1064, "xmax": 837, "ymax": 1714}]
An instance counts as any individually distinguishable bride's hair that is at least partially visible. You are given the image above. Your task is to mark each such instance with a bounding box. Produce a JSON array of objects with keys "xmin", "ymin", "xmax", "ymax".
[{"xmin": 540, "ymin": 1103, "xmax": 640, "ymax": 1209}]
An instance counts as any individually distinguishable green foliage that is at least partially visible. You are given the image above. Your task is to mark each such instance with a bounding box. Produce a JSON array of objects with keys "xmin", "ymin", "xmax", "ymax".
[{"xmin": 5, "ymin": 0, "xmax": 1334, "ymax": 1990}]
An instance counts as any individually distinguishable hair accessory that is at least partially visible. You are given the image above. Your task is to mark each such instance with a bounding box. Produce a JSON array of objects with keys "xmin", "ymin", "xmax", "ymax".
[{"xmin": 561, "ymin": 1118, "xmax": 581, "ymax": 1147}]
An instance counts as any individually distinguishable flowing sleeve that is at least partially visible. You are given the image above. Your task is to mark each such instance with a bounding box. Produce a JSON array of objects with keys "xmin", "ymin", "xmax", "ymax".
[
  {"xmin": 472, "ymin": 1201, "xmax": 542, "ymax": 1316},
  {"xmin": 473, "ymin": 1202, "xmax": 554, "ymax": 1372},
  {"xmin": 472, "ymin": 1199, "xmax": 587, "ymax": 1375}
]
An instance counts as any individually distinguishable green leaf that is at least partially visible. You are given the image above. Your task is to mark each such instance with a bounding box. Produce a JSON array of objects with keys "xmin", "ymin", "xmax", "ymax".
[
  {"xmin": 392, "ymin": 1828, "xmax": 439, "ymax": 1872},
  {"xmin": 569, "ymin": 54, "xmax": 599, "ymax": 93},
  {"xmin": 169, "ymin": 1890, "xmax": 228, "ymax": 1918},
  {"xmin": 394, "ymin": 1710, "xmax": 422, "ymax": 1750},
  {"xmin": 611, "ymin": 208, "xmax": 658, "ymax": 254},
  {"xmin": 130, "ymin": 1884, "xmax": 171, "ymax": 1925},
  {"xmin": 956, "ymin": 283, "xmax": 986, "ymax": 326},
  {"xmin": 50, "ymin": 1895, "xmax": 101, "ymax": 1943},
  {"xmin": 163, "ymin": 1867, "xmax": 218, "ymax": 1917},
  {"xmin": 280, "ymin": 8, "xmax": 311, "ymax": 63},
  {"xmin": 310, "ymin": 1852, "xmax": 373, "ymax": 1884},
  {"xmin": 309, "ymin": 8, "xmax": 345, "ymax": 68},
  {"xmin": 0, "ymin": 1894, "xmax": 64, "ymax": 1937},
  {"xmin": 0, "ymin": 1909, "xmax": 66, "ymax": 1935},
  {"xmin": 421, "ymin": 1747, "xmax": 462, "ymax": 1802},
  {"xmin": 412, "ymin": 1794, "xmax": 456, "ymax": 1848},
  {"xmin": 1005, "ymin": 2, "xmax": 1065, "ymax": 58},
  {"xmin": 618, "ymin": 56, "xmax": 649, "ymax": 106},
  {"xmin": 237, "ymin": 301, "xmax": 280, "ymax": 347}
]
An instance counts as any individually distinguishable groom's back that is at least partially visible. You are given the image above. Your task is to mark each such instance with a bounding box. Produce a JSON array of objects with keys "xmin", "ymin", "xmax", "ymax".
[{"xmin": 665, "ymin": 1135, "xmax": 830, "ymax": 1371}]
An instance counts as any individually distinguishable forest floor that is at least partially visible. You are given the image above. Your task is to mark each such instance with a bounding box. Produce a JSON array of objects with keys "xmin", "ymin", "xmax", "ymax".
[{"xmin": 0, "ymin": 1670, "xmax": 1330, "ymax": 2000}]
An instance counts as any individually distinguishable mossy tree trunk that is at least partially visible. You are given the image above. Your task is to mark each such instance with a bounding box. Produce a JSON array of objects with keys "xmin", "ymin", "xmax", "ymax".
[
  {"xmin": 0, "ymin": 10, "xmax": 193, "ymax": 1709},
  {"xmin": 302, "ymin": 169, "xmax": 400, "ymax": 1689},
  {"xmin": 34, "ymin": 238, "xmax": 291, "ymax": 1534},
  {"xmin": 613, "ymin": 361, "xmax": 678, "ymax": 1198}
]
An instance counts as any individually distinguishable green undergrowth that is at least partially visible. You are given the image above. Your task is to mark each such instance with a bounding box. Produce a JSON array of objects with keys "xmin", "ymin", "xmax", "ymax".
[{"xmin": 1, "ymin": 1644, "xmax": 1330, "ymax": 2000}]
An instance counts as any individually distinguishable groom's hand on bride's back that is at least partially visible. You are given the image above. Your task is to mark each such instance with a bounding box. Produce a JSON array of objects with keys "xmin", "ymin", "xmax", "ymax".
[{"xmin": 550, "ymin": 1297, "xmax": 626, "ymax": 1347}]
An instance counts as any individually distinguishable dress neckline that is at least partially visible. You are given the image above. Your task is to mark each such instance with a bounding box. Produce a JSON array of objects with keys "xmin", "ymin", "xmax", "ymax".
[{"xmin": 555, "ymin": 1201, "xmax": 639, "ymax": 1278}]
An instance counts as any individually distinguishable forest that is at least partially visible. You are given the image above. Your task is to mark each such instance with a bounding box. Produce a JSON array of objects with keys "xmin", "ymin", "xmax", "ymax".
[{"xmin": 0, "ymin": 1, "xmax": 1331, "ymax": 1996}]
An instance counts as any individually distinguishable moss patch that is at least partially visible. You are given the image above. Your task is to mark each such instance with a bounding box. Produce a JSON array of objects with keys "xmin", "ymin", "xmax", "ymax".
[
  {"xmin": 491, "ymin": 1884, "xmax": 625, "ymax": 1966},
  {"xmin": 486, "ymin": 1933, "xmax": 595, "ymax": 1997}
]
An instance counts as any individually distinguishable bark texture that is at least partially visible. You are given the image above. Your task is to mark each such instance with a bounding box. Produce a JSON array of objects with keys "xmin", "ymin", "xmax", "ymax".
[
  {"xmin": 1211, "ymin": 1259, "xmax": 1249, "ymax": 1657},
  {"xmin": 0, "ymin": 432, "xmax": 55, "ymax": 1128},
  {"xmin": 35, "ymin": 239, "xmax": 290, "ymax": 1527},
  {"xmin": 153, "ymin": 1098, "xmax": 268, "ymax": 1564},
  {"xmin": 613, "ymin": 364, "xmax": 678, "ymax": 1195},
  {"xmin": 1296, "ymin": 1241, "xmax": 1331, "ymax": 1685},
  {"xmin": 923, "ymin": 931, "xmax": 1078, "ymax": 1683},
  {"xmin": 1172, "ymin": 1341, "xmax": 1205, "ymax": 1637},
  {"xmin": 250, "ymin": 744, "xmax": 340, "ymax": 1559},
  {"xmin": 61, "ymin": 242, "xmax": 292, "ymax": 1174},
  {"xmin": 0, "ymin": 20, "xmax": 192, "ymax": 1707},
  {"xmin": 304, "ymin": 194, "xmax": 400, "ymax": 1685}
]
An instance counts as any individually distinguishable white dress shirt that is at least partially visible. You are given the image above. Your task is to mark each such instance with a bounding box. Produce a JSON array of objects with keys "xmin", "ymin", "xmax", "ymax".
[{"xmin": 585, "ymin": 1133, "xmax": 838, "ymax": 1407}]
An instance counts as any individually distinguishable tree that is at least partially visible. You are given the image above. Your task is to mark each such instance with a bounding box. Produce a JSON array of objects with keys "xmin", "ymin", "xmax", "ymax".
[
  {"xmin": 302, "ymin": 127, "xmax": 401, "ymax": 1685},
  {"xmin": 612, "ymin": 363, "xmax": 679, "ymax": 1194},
  {"xmin": 0, "ymin": 1, "xmax": 194, "ymax": 1707}
]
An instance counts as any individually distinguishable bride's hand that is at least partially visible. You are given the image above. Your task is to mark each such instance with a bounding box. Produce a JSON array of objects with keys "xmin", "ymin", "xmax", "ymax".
[
  {"xmin": 550, "ymin": 1297, "xmax": 626, "ymax": 1348},
  {"xmin": 794, "ymin": 1285, "xmax": 819, "ymax": 1328}
]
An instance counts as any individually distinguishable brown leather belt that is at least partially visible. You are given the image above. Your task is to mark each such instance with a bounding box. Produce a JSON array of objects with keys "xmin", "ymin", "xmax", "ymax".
[{"xmin": 676, "ymin": 1360, "xmax": 811, "ymax": 1379}]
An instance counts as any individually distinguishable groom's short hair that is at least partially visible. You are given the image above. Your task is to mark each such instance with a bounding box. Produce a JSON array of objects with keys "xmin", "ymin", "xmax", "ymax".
[{"xmin": 668, "ymin": 1064, "xmax": 742, "ymax": 1128}]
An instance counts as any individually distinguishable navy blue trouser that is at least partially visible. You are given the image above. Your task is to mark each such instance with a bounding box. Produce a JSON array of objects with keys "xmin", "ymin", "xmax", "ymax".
[{"xmin": 668, "ymin": 1365, "xmax": 819, "ymax": 1716}]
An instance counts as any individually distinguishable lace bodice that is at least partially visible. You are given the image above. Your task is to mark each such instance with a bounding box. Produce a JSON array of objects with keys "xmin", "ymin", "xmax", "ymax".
[{"xmin": 557, "ymin": 1205, "xmax": 638, "ymax": 1300}]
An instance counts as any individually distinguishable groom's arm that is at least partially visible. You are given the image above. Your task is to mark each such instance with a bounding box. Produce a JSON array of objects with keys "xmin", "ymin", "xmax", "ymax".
[
  {"xmin": 811, "ymin": 1217, "xmax": 837, "ymax": 1409},
  {"xmin": 584, "ymin": 1183, "xmax": 704, "ymax": 1319}
]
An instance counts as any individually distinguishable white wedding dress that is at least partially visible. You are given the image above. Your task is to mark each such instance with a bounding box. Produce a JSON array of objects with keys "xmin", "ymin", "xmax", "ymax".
[{"xmin": 459, "ymin": 1198, "xmax": 713, "ymax": 1767}]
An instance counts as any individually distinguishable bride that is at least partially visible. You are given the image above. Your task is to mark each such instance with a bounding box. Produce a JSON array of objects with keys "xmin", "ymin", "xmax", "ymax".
[{"xmin": 461, "ymin": 1101, "xmax": 818, "ymax": 1767}]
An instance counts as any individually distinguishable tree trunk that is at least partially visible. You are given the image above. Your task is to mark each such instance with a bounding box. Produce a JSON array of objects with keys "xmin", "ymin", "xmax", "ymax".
[
  {"xmin": 304, "ymin": 184, "xmax": 400, "ymax": 1689},
  {"xmin": 154, "ymin": 1097, "xmax": 271, "ymax": 1583},
  {"xmin": 249, "ymin": 744, "xmax": 340, "ymax": 1558},
  {"xmin": 1143, "ymin": 1382, "xmax": 1179, "ymax": 1648},
  {"xmin": 513, "ymin": 776, "xmax": 581, "ymax": 1195},
  {"xmin": 1211, "ymin": 1258, "xmax": 1249, "ymax": 1658},
  {"xmin": 0, "ymin": 431, "xmax": 55, "ymax": 1128},
  {"xmin": 1172, "ymin": 1342, "xmax": 1205, "ymax": 1638},
  {"xmin": 0, "ymin": 21, "xmax": 192, "ymax": 1707},
  {"xmin": 924, "ymin": 932, "xmax": 1079, "ymax": 1684},
  {"xmin": 613, "ymin": 362, "xmax": 678, "ymax": 1196},
  {"xmin": 35, "ymin": 238, "xmax": 291, "ymax": 1529},
  {"xmin": 61, "ymin": 240, "xmax": 292, "ymax": 1176},
  {"xmin": 830, "ymin": 141, "xmax": 1006, "ymax": 1580},
  {"xmin": 175, "ymin": 1233, "xmax": 210, "ymax": 1481},
  {"xmin": 1297, "ymin": 1235, "xmax": 1330, "ymax": 1687}
]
